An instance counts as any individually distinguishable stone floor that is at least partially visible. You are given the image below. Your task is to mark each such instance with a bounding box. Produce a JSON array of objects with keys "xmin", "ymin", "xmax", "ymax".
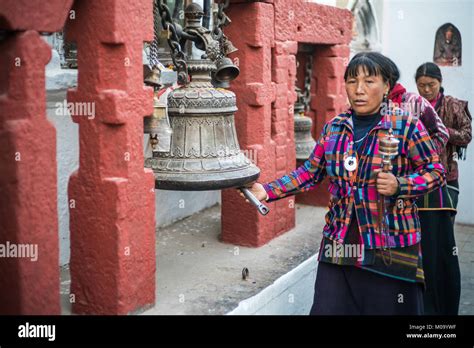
[
  {"xmin": 60, "ymin": 204, "xmax": 474, "ymax": 315},
  {"xmin": 61, "ymin": 203, "xmax": 325, "ymax": 315},
  {"xmin": 142, "ymin": 203, "xmax": 324, "ymax": 315}
]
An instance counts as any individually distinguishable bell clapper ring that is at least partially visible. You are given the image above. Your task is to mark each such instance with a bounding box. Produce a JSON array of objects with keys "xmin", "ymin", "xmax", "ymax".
[{"xmin": 239, "ymin": 187, "xmax": 270, "ymax": 216}]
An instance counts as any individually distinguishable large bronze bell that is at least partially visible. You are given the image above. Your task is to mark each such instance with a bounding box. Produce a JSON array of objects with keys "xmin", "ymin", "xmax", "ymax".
[
  {"xmin": 144, "ymin": 58, "xmax": 260, "ymax": 190},
  {"xmin": 294, "ymin": 90, "xmax": 316, "ymax": 160}
]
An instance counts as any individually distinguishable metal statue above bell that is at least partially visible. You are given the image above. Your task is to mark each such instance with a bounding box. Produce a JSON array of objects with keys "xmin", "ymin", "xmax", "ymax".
[
  {"xmin": 294, "ymin": 88, "xmax": 316, "ymax": 160},
  {"xmin": 181, "ymin": 3, "xmax": 239, "ymax": 83},
  {"xmin": 145, "ymin": 59, "xmax": 260, "ymax": 190},
  {"xmin": 143, "ymin": 1, "xmax": 269, "ymax": 214},
  {"xmin": 145, "ymin": 4, "xmax": 259, "ymax": 190}
]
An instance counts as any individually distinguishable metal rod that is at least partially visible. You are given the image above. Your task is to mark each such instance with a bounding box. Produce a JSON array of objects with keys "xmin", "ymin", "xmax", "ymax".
[
  {"xmin": 203, "ymin": 0, "xmax": 211, "ymax": 29},
  {"xmin": 172, "ymin": 0, "xmax": 183, "ymax": 21},
  {"xmin": 239, "ymin": 188, "xmax": 270, "ymax": 216},
  {"xmin": 377, "ymin": 158, "xmax": 392, "ymax": 265}
]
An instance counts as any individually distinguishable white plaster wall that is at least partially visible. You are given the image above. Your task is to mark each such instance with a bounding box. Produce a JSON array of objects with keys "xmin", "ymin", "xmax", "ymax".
[
  {"xmin": 45, "ymin": 47, "xmax": 79, "ymax": 268},
  {"xmin": 44, "ymin": 40, "xmax": 219, "ymax": 266},
  {"xmin": 379, "ymin": 0, "xmax": 474, "ymax": 224},
  {"xmin": 310, "ymin": 0, "xmax": 338, "ymax": 6}
]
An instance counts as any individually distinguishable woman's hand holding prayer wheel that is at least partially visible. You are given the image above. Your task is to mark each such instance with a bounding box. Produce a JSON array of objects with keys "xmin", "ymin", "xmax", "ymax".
[{"xmin": 375, "ymin": 169, "xmax": 400, "ymax": 196}]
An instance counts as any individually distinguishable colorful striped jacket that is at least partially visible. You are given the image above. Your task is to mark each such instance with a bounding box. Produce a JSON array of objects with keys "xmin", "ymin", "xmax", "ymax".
[{"xmin": 263, "ymin": 109, "xmax": 445, "ymax": 249}]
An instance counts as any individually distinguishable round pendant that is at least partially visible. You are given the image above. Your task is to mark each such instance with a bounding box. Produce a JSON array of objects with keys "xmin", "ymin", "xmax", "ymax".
[{"xmin": 344, "ymin": 156, "xmax": 357, "ymax": 172}]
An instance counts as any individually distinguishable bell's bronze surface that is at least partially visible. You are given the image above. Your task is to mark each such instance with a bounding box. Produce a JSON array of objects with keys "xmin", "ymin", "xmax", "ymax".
[{"xmin": 145, "ymin": 59, "xmax": 260, "ymax": 190}]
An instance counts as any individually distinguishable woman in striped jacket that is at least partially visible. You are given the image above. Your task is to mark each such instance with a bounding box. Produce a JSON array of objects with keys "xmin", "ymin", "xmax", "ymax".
[{"xmin": 241, "ymin": 52, "xmax": 445, "ymax": 315}]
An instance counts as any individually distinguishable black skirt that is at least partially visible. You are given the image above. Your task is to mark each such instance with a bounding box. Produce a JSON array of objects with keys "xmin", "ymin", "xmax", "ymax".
[
  {"xmin": 310, "ymin": 262, "xmax": 424, "ymax": 315},
  {"xmin": 419, "ymin": 209, "xmax": 461, "ymax": 315}
]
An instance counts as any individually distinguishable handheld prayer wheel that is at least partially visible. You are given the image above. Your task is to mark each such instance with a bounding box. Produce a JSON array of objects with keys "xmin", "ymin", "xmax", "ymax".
[{"xmin": 377, "ymin": 129, "xmax": 400, "ymax": 264}]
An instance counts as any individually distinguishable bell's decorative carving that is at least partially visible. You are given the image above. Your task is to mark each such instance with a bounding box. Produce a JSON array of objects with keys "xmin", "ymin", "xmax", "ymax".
[{"xmin": 145, "ymin": 59, "xmax": 260, "ymax": 190}]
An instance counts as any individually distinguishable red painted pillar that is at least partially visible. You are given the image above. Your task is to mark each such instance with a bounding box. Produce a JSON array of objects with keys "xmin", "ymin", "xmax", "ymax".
[
  {"xmin": 221, "ymin": 0, "xmax": 352, "ymax": 245},
  {"xmin": 273, "ymin": 0, "xmax": 352, "ymax": 207},
  {"xmin": 0, "ymin": 0, "xmax": 73, "ymax": 314},
  {"xmin": 222, "ymin": 2, "xmax": 296, "ymax": 247},
  {"xmin": 297, "ymin": 44, "xmax": 350, "ymax": 206},
  {"xmin": 271, "ymin": 39, "xmax": 299, "ymax": 234},
  {"xmin": 66, "ymin": 0, "xmax": 156, "ymax": 314}
]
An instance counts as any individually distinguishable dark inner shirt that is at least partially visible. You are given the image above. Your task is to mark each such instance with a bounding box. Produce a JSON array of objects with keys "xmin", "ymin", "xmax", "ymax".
[
  {"xmin": 347, "ymin": 111, "xmax": 383, "ymax": 245},
  {"xmin": 352, "ymin": 111, "xmax": 383, "ymax": 154}
]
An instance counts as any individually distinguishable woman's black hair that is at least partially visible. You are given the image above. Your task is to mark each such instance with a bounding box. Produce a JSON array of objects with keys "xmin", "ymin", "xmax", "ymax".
[
  {"xmin": 385, "ymin": 56, "xmax": 400, "ymax": 90},
  {"xmin": 344, "ymin": 52, "xmax": 400, "ymax": 90},
  {"xmin": 415, "ymin": 62, "xmax": 443, "ymax": 82}
]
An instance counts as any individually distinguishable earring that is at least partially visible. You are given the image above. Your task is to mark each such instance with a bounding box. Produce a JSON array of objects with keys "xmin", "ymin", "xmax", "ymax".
[{"xmin": 381, "ymin": 92, "xmax": 390, "ymax": 117}]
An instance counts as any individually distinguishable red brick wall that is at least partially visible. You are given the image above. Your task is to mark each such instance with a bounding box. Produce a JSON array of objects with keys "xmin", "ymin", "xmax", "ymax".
[
  {"xmin": 65, "ymin": 0, "xmax": 156, "ymax": 314},
  {"xmin": 0, "ymin": 0, "xmax": 73, "ymax": 314},
  {"xmin": 0, "ymin": 0, "xmax": 352, "ymax": 314},
  {"xmin": 296, "ymin": 45, "xmax": 351, "ymax": 206},
  {"xmin": 222, "ymin": 0, "xmax": 352, "ymax": 246}
]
